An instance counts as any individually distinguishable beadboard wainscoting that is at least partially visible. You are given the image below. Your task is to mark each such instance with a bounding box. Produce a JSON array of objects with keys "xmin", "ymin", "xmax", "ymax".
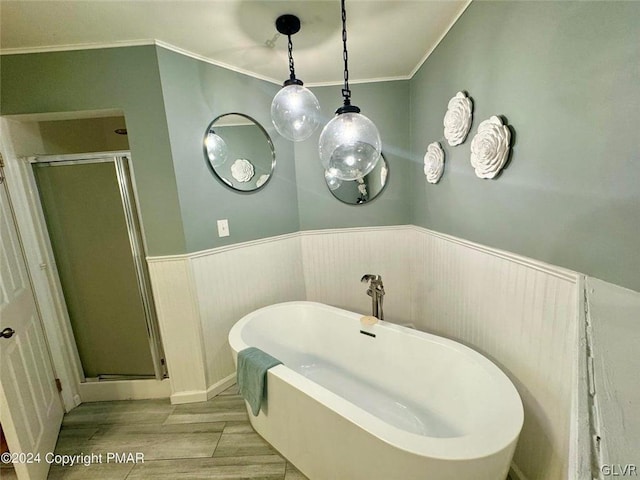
[
  {"xmin": 148, "ymin": 225, "xmax": 583, "ymax": 479},
  {"xmin": 411, "ymin": 228, "xmax": 580, "ymax": 480},
  {"xmin": 147, "ymin": 257, "xmax": 209, "ymax": 404},
  {"xmin": 301, "ymin": 226, "xmax": 413, "ymax": 326},
  {"xmin": 148, "ymin": 234, "xmax": 306, "ymax": 404},
  {"xmin": 189, "ymin": 234, "xmax": 306, "ymax": 389}
]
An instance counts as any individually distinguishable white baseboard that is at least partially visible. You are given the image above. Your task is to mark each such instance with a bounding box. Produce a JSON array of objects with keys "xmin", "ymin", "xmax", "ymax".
[
  {"xmin": 170, "ymin": 389, "xmax": 208, "ymax": 404},
  {"xmin": 79, "ymin": 378, "xmax": 171, "ymax": 402},
  {"xmin": 170, "ymin": 373, "xmax": 236, "ymax": 405},
  {"xmin": 206, "ymin": 373, "xmax": 236, "ymax": 400}
]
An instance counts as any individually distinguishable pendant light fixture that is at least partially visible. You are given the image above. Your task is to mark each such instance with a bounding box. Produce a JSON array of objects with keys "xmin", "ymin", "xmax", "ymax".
[
  {"xmin": 270, "ymin": 14, "xmax": 321, "ymax": 142},
  {"xmin": 318, "ymin": 0, "xmax": 382, "ymax": 181}
]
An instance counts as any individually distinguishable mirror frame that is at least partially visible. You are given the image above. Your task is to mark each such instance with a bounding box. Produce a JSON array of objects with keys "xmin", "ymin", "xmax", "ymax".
[{"xmin": 203, "ymin": 112, "xmax": 276, "ymax": 193}]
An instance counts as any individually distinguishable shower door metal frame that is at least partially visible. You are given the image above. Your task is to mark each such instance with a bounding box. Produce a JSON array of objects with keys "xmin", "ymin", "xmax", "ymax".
[{"xmin": 31, "ymin": 151, "xmax": 167, "ymax": 381}]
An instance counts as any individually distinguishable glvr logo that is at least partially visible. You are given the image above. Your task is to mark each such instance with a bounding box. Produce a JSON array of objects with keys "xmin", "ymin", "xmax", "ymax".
[{"xmin": 601, "ymin": 464, "xmax": 638, "ymax": 476}]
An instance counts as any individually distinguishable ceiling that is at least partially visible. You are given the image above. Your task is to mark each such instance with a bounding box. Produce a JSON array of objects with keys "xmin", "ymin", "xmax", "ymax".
[{"xmin": 0, "ymin": 0, "xmax": 470, "ymax": 86}]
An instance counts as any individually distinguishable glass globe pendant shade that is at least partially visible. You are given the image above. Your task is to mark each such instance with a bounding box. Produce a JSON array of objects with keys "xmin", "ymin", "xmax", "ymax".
[
  {"xmin": 318, "ymin": 111, "xmax": 382, "ymax": 181},
  {"xmin": 204, "ymin": 131, "xmax": 228, "ymax": 167},
  {"xmin": 324, "ymin": 168, "xmax": 343, "ymax": 191},
  {"xmin": 271, "ymin": 83, "xmax": 321, "ymax": 142}
]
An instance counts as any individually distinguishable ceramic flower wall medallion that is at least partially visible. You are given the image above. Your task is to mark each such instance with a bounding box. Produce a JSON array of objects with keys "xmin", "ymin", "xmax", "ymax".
[
  {"xmin": 470, "ymin": 116, "xmax": 511, "ymax": 179},
  {"xmin": 230, "ymin": 158, "xmax": 255, "ymax": 183},
  {"xmin": 423, "ymin": 142, "xmax": 445, "ymax": 184},
  {"xmin": 444, "ymin": 91, "xmax": 473, "ymax": 146}
]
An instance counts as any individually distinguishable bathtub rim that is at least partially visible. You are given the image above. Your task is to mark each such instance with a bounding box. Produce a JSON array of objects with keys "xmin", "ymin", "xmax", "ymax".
[{"xmin": 228, "ymin": 300, "xmax": 524, "ymax": 461}]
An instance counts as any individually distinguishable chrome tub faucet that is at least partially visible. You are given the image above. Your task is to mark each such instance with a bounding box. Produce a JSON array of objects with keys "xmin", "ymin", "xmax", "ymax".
[{"xmin": 361, "ymin": 274, "xmax": 385, "ymax": 321}]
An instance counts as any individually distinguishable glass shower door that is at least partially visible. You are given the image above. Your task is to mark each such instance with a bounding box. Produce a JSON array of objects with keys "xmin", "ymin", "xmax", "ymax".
[{"xmin": 33, "ymin": 156, "xmax": 165, "ymax": 379}]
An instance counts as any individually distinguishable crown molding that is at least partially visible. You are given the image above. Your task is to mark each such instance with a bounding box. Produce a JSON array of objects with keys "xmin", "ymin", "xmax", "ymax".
[
  {"xmin": 0, "ymin": 39, "xmax": 156, "ymax": 56},
  {"xmin": 305, "ymin": 75, "xmax": 412, "ymax": 88},
  {"xmin": 153, "ymin": 40, "xmax": 282, "ymax": 86},
  {"xmin": 0, "ymin": 1, "xmax": 472, "ymax": 85}
]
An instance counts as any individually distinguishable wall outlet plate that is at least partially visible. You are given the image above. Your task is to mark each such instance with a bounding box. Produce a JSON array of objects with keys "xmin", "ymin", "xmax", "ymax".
[{"xmin": 217, "ymin": 219, "xmax": 230, "ymax": 237}]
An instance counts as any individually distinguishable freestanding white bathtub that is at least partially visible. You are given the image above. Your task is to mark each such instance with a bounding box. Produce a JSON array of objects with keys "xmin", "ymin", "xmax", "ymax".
[{"xmin": 228, "ymin": 301, "xmax": 523, "ymax": 480}]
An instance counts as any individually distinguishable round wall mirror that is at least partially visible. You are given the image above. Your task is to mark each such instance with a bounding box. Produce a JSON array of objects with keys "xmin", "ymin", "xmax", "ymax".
[
  {"xmin": 325, "ymin": 154, "xmax": 389, "ymax": 205},
  {"xmin": 204, "ymin": 113, "xmax": 275, "ymax": 192}
]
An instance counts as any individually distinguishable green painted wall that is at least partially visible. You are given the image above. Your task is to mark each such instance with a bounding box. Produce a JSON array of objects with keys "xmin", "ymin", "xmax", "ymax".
[
  {"xmin": 5, "ymin": 0, "xmax": 637, "ymax": 291},
  {"xmin": 409, "ymin": 1, "xmax": 640, "ymax": 291},
  {"xmin": 155, "ymin": 47, "xmax": 299, "ymax": 252},
  {"xmin": 295, "ymin": 81, "xmax": 411, "ymax": 230},
  {"xmin": 1, "ymin": 45, "xmax": 409, "ymax": 257},
  {"xmin": 0, "ymin": 46, "xmax": 186, "ymax": 256}
]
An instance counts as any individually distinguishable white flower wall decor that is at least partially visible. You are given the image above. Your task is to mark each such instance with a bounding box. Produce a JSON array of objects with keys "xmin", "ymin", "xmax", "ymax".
[
  {"xmin": 423, "ymin": 142, "xmax": 445, "ymax": 184},
  {"xmin": 444, "ymin": 91, "xmax": 473, "ymax": 146},
  {"xmin": 230, "ymin": 158, "xmax": 255, "ymax": 183},
  {"xmin": 470, "ymin": 116, "xmax": 512, "ymax": 179}
]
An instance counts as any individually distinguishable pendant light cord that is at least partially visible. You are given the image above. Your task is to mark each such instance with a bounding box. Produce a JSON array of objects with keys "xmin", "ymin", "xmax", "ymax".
[
  {"xmin": 287, "ymin": 34, "xmax": 296, "ymax": 81},
  {"xmin": 341, "ymin": 0, "xmax": 351, "ymax": 106}
]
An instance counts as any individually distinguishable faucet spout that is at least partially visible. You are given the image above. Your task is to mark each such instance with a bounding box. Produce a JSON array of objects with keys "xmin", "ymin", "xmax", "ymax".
[
  {"xmin": 361, "ymin": 274, "xmax": 380, "ymax": 283},
  {"xmin": 361, "ymin": 274, "xmax": 384, "ymax": 321}
]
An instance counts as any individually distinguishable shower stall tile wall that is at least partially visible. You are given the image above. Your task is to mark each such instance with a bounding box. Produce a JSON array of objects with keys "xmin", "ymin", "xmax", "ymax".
[{"xmin": 147, "ymin": 225, "xmax": 580, "ymax": 480}]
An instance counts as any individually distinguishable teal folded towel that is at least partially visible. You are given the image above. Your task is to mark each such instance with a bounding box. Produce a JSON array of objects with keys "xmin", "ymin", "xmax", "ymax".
[{"xmin": 237, "ymin": 347, "xmax": 282, "ymax": 416}]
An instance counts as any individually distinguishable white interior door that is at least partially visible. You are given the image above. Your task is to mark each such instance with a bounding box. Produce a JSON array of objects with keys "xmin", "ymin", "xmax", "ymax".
[{"xmin": 0, "ymin": 176, "xmax": 64, "ymax": 480}]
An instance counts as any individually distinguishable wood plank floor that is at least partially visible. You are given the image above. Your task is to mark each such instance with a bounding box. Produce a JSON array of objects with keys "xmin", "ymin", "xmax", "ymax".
[{"xmin": 41, "ymin": 384, "xmax": 307, "ymax": 479}]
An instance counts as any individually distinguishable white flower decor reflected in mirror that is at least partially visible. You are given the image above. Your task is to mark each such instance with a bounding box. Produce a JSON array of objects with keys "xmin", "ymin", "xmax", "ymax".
[
  {"xmin": 470, "ymin": 116, "xmax": 511, "ymax": 179},
  {"xmin": 204, "ymin": 113, "xmax": 275, "ymax": 192},
  {"xmin": 444, "ymin": 91, "xmax": 473, "ymax": 146},
  {"xmin": 357, "ymin": 180, "xmax": 368, "ymax": 198},
  {"xmin": 380, "ymin": 162, "xmax": 388, "ymax": 186},
  {"xmin": 256, "ymin": 174, "xmax": 270, "ymax": 188},
  {"xmin": 230, "ymin": 158, "xmax": 255, "ymax": 183},
  {"xmin": 423, "ymin": 142, "xmax": 445, "ymax": 184},
  {"xmin": 325, "ymin": 154, "xmax": 389, "ymax": 205}
]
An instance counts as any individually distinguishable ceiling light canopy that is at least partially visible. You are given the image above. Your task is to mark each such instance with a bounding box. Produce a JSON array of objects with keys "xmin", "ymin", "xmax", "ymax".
[
  {"xmin": 318, "ymin": 0, "xmax": 382, "ymax": 181},
  {"xmin": 270, "ymin": 14, "xmax": 321, "ymax": 142}
]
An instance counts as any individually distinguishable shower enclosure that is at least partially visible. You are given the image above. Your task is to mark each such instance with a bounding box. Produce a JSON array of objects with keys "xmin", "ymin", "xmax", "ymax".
[{"xmin": 32, "ymin": 152, "xmax": 166, "ymax": 380}]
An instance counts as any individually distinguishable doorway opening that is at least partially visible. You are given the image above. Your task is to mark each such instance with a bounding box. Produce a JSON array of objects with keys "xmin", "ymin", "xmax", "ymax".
[{"xmin": 0, "ymin": 111, "xmax": 170, "ymax": 406}]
